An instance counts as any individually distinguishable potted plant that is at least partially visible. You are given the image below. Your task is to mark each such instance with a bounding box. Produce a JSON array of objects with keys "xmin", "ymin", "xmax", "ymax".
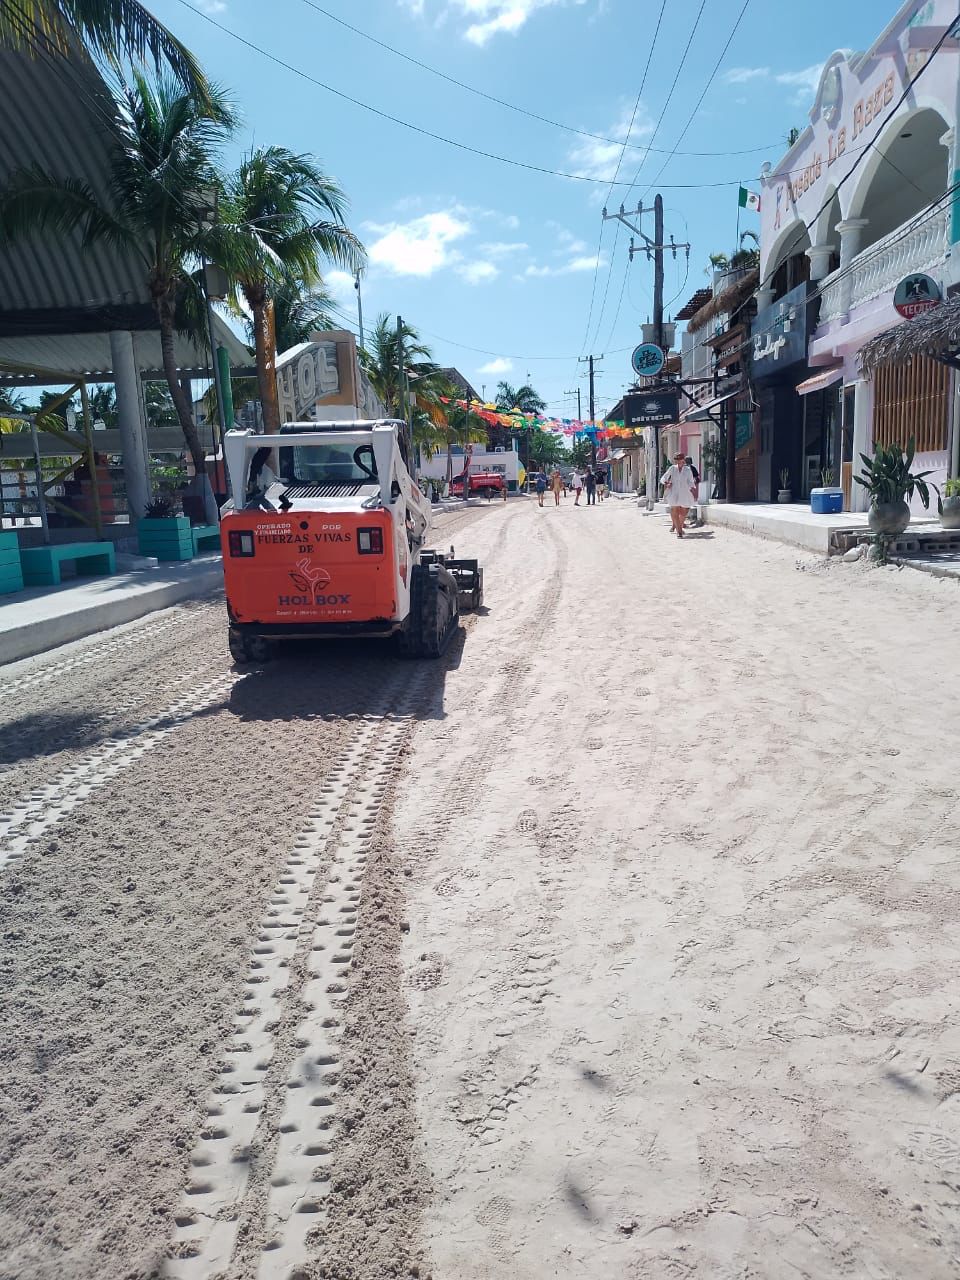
[
  {"xmin": 854, "ymin": 436, "xmax": 940, "ymax": 536},
  {"xmin": 778, "ymin": 468, "xmax": 792, "ymax": 503},
  {"xmin": 138, "ymin": 494, "xmax": 195, "ymax": 561},
  {"xmin": 942, "ymin": 477, "xmax": 960, "ymax": 531}
]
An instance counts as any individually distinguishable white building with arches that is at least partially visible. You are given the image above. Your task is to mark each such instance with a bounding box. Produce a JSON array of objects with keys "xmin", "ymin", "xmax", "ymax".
[{"xmin": 758, "ymin": 0, "xmax": 959, "ymax": 510}]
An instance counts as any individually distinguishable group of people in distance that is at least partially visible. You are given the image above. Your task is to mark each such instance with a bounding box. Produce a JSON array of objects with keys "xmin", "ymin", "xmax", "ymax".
[
  {"xmin": 533, "ymin": 465, "xmax": 606, "ymax": 508},
  {"xmin": 530, "ymin": 453, "xmax": 701, "ymax": 536}
]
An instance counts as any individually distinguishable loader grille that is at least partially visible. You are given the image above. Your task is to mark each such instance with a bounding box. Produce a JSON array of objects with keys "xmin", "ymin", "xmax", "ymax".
[{"xmin": 281, "ymin": 482, "xmax": 367, "ymax": 499}]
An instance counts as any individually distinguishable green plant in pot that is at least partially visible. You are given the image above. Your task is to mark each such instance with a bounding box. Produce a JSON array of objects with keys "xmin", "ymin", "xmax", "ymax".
[
  {"xmin": 943, "ymin": 476, "xmax": 960, "ymax": 531},
  {"xmin": 139, "ymin": 493, "xmax": 194, "ymax": 561},
  {"xmin": 778, "ymin": 467, "xmax": 791, "ymax": 503},
  {"xmin": 854, "ymin": 436, "xmax": 940, "ymax": 536}
]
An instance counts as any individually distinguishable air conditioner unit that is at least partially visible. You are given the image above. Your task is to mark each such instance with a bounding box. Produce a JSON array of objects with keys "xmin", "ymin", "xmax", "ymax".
[{"xmin": 494, "ymin": 446, "xmax": 505, "ymax": 453}]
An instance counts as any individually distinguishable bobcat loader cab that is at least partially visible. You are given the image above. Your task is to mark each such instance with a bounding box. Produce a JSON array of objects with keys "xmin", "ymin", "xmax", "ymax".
[{"xmin": 220, "ymin": 420, "xmax": 482, "ymax": 663}]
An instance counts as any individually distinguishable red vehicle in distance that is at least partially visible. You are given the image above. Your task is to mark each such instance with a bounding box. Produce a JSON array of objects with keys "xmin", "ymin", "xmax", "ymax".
[{"xmin": 449, "ymin": 470, "xmax": 506, "ymax": 499}]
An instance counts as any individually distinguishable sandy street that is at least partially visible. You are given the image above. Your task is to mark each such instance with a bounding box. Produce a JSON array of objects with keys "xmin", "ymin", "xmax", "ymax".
[{"xmin": 2, "ymin": 496, "xmax": 960, "ymax": 1280}]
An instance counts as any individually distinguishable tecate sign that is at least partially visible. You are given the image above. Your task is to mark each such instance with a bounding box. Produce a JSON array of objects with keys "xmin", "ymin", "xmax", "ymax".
[{"xmin": 894, "ymin": 273, "xmax": 942, "ymax": 319}]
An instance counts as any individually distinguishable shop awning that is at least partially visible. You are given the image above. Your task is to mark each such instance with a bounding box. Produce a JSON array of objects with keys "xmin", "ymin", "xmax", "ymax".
[
  {"xmin": 859, "ymin": 293, "xmax": 960, "ymax": 375},
  {"xmin": 682, "ymin": 386, "xmax": 742, "ymax": 419},
  {"xmin": 605, "ymin": 449, "xmax": 626, "ymax": 462},
  {"xmin": 796, "ymin": 365, "xmax": 843, "ymax": 396}
]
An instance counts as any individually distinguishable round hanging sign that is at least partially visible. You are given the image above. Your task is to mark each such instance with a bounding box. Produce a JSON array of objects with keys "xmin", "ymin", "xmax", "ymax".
[
  {"xmin": 631, "ymin": 342, "xmax": 665, "ymax": 378},
  {"xmin": 894, "ymin": 273, "xmax": 942, "ymax": 319}
]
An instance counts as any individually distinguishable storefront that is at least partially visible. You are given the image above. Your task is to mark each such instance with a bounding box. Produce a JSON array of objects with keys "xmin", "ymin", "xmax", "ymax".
[{"xmin": 751, "ymin": 282, "xmax": 814, "ymax": 501}]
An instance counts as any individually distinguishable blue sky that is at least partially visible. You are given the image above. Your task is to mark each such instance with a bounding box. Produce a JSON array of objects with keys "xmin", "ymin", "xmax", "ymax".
[{"xmin": 152, "ymin": 0, "xmax": 888, "ymax": 419}]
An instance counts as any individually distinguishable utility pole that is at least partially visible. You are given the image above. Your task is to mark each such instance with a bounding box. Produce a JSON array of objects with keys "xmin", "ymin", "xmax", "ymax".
[
  {"xmin": 578, "ymin": 354, "xmax": 603, "ymax": 465},
  {"xmin": 563, "ymin": 386, "xmax": 582, "ymax": 422},
  {"xmin": 603, "ymin": 193, "xmax": 690, "ymax": 507},
  {"xmin": 355, "ymin": 271, "xmax": 365, "ymax": 349}
]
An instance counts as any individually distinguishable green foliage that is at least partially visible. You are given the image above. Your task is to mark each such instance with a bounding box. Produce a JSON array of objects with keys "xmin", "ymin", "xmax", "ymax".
[
  {"xmin": 527, "ymin": 427, "xmax": 568, "ymax": 470},
  {"xmin": 494, "ymin": 381, "xmax": 547, "ymax": 415},
  {"xmin": 0, "ymin": 0, "xmax": 210, "ymax": 101},
  {"xmin": 272, "ymin": 282, "xmax": 338, "ymax": 352},
  {"xmin": 150, "ymin": 460, "xmax": 187, "ymax": 494},
  {"xmin": 779, "ymin": 467, "xmax": 790, "ymax": 489},
  {"xmin": 944, "ymin": 477, "xmax": 960, "ymax": 499},
  {"xmin": 569, "ymin": 438, "xmax": 593, "ymax": 468},
  {"xmin": 0, "ymin": 70, "xmax": 235, "ymax": 471},
  {"xmin": 702, "ymin": 438, "xmax": 725, "ymax": 479},
  {"xmin": 854, "ymin": 437, "xmax": 940, "ymax": 511}
]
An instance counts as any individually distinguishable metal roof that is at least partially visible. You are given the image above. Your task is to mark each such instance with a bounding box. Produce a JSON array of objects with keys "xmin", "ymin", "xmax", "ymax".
[
  {"xmin": 0, "ymin": 40, "xmax": 155, "ymax": 325},
  {"xmin": 0, "ymin": 315, "xmax": 255, "ymax": 386}
]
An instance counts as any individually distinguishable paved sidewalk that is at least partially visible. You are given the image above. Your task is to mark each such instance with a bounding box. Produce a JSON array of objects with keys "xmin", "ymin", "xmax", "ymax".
[{"xmin": 0, "ymin": 553, "xmax": 224, "ymax": 666}]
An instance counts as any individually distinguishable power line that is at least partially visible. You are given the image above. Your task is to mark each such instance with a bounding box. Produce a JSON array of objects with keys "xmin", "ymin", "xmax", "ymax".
[
  {"xmin": 587, "ymin": 0, "xmax": 706, "ymax": 351},
  {"xmin": 580, "ymin": 0, "xmax": 666, "ymax": 354},
  {"xmin": 173, "ymin": 0, "xmax": 748, "ymax": 191},
  {"xmin": 598, "ymin": 0, "xmax": 750, "ymax": 352},
  {"xmin": 299, "ymin": 1, "xmax": 783, "ymax": 160}
]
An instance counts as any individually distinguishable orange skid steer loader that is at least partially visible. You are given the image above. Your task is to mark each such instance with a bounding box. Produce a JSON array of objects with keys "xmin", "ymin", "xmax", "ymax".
[{"xmin": 220, "ymin": 420, "xmax": 483, "ymax": 663}]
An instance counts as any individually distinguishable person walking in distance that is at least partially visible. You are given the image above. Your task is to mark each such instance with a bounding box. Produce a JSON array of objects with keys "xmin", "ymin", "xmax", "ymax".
[
  {"xmin": 584, "ymin": 466, "xmax": 597, "ymax": 505},
  {"xmin": 534, "ymin": 469, "xmax": 547, "ymax": 508},
  {"xmin": 572, "ymin": 467, "xmax": 583, "ymax": 505},
  {"xmin": 660, "ymin": 451, "xmax": 698, "ymax": 537},
  {"xmin": 595, "ymin": 464, "xmax": 607, "ymax": 502},
  {"xmin": 550, "ymin": 467, "xmax": 563, "ymax": 507}
]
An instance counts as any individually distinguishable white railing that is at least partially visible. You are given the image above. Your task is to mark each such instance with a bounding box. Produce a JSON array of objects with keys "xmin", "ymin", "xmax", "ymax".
[{"xmin": 819, "ymin": 205, "xmax": 951, "ymax": 324}]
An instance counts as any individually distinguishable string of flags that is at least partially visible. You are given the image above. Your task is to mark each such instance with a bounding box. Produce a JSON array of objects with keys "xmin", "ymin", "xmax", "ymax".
[{"xmin": 442, "ymin": 397, "xmax": 645, "ymax": 441}]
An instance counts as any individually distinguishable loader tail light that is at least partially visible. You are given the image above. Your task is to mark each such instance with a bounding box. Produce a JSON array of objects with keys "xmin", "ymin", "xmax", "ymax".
[
  {"xmin": 228, "ymin": 530, "xmax": 256, "ymax": 557},
  {"xmin": 357, "ymin": 526, "xmax": 384, "ymax": 554}
]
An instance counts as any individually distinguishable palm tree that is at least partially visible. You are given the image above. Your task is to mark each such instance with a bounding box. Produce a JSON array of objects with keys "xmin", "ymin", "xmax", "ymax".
[
  {"xmin": 214, "ymin": 147, "xmax": 364, "ymax": 435},
  {"xmin": 0, "ymin": 0, "xmax": 207, "ymax": 98},
  {"xmin": 272, "ymin": 281, "xmax": 338, "ymax": 353},
  {"xmin": 361, "ymin": 313, "xmax": 439, "ymax": 418},
  {"xmin": 0, "ymin": 70, "xmax": 234, "ymax": 478},
  {"xmin": 494, "ymin": 380, "xmax": 546, "ymax": 415}
]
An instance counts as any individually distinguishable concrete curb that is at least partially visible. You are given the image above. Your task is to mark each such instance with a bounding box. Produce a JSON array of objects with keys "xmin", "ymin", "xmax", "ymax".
[{"xmin": 0, "ymin": 560, "xmax": 224, "ymax": 667}]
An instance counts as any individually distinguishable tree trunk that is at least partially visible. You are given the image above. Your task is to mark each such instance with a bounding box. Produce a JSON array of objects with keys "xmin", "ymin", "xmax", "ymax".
[
  {"xmin": 249, "ymin": 291, "xmax": 281, "ymax": 434},
  {"xmin": 157, "ymin": 296, "xmax": 205, "ymax": 475}
]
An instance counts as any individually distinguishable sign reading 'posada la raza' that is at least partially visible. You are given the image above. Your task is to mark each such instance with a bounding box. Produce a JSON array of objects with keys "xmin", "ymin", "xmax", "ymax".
[{"xmin": 623, "ymin": 390, "xmax": 679, "ymax": 428}]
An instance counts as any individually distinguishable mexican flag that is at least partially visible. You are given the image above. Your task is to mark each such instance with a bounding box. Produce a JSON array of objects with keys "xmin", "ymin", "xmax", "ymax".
[{"xmin": 738, "ymin": 186, "xmax": 761, "ymax": 212}]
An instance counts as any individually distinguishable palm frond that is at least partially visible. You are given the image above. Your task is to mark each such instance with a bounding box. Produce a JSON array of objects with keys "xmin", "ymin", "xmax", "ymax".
[{"xmin": 0, "ymin": 0, "xmax": 210, "ymax": 100}]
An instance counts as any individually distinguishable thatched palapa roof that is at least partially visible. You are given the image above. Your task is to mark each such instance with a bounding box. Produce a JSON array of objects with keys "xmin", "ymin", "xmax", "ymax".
[
  {"xmin": 686, "ymin": 270, "xmax": 760, "ymax": 333},
  {"xmin": 859, "ymin": 295, "xmax": 960, "ymax": 376}
]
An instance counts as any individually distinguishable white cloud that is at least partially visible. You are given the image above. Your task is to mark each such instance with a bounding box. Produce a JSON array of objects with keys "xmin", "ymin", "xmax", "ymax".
[
  {"xmin": 365, "ymin": 211, "xmax": 471, "ymax": 276},
  {"xmin": 195, "ymin": 0, "xmax": 227, "ymax": 12},
  {"xmin": 722, "ymin": 62, "xmax": 823, "ymax": 106},
  {"xmin": 478, "ymin": 357, "xmax": 513, "ymax": 375},
  {"xmin": 325, "ymin": 269, "xmax": 357, "ymax": 301},
  {"xmin": 404, "ymin": 0, "xmax": 589, "ymax": 46},
  {"xmin": 775, "ymin": 64, "xmax": 823, "ymax": 96},
  {"xmin": 480, "ymin": 240, "xmax": 528, "ymax": 256},
  {"xmin": 457, "ymin": 260, "xmax": 499, "ymax": 284},
  {"xmin": 525, "ymin": 253, "xmax": 603, "ymax": 277},
  {"xmin": 566, "ymin": 101, "xmax": 654, "ymax": 182},
  {"xmin": 724, "ymin": 66, "xmax": 770, "ymax": 84}
]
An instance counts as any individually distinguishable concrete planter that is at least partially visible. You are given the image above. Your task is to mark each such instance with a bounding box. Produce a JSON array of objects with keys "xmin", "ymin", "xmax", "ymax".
[
  {"xmin": 777, "ymin": 489, "xmax": 792, "ymax": 503},
  {"xmin": 940, "ymin": 496, "xmax": 960, "ymax": 530},
  {"xmin": 868, "ymin": 500, "xmax": 910, "ymax": 536},
  {"xmin": 138, "ymin": 515, "xmax": 194, "ymax": 562}
]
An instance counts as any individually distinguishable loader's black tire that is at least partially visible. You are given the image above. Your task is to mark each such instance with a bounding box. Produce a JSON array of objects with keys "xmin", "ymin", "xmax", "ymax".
[
  {"xmin": 229, "ymin": 626, "xmax": 273, "ymax": 665},
  {"xmin": 400, "ymin": 563, "xmax": 459, "ymax": 658}
]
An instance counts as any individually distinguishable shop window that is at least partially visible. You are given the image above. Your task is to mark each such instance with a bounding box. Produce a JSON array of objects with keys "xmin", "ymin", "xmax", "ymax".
[{"xmin": 874, "ymin": 355, "xmax": 949, "ymax": 453}]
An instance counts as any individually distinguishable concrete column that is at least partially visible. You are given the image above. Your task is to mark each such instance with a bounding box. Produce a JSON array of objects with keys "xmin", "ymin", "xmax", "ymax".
[
  {"xmin": 836, "ymin": 218, "xmax": 869, "ymax": 314},
  {"xmin": 805, "ymin": 244, "xmax": 836, "ymax": 282},
  {"xmin": 110, "ymin": 330, "xmax": 151, "ymax": 523},
  {"xmin": 755, "ymin": 286, "xmax": 775, "ymax": 312},
  {"xmin": 849, "ymin": 379, "xmax": 872, "ymax": 512}
]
